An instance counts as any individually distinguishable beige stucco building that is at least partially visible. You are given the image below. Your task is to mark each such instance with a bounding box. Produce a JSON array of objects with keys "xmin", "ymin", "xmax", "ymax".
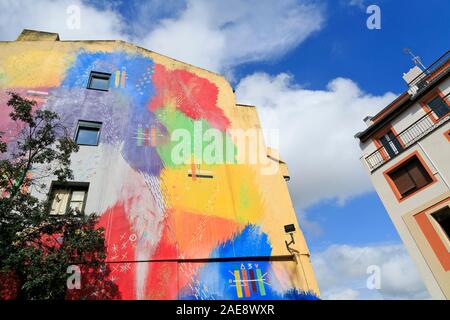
[{"xmin": 355, "ymin": 51, "xmax": 450, "ymax": 299}]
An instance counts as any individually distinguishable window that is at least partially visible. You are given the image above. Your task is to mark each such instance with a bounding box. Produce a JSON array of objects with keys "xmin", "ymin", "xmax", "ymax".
[
  {"xmin": 379, "ymin": 130, "xmax": 403, "ymax": 158},
  {"xmin": 88, "ymin": 71, "xmax": 111, "ymax": 91},
  {"xmin": 386, "ymin": 154, "xmax": 433, "ymax": 198},
  {"xmin": 432, "ymin": 206, "xmax": 450, "ymax": 241},
  {"xmin": 187, "ymin": 169, "xmax": 213, "ymax": 179},
  {"xmin": 75, "ymin": 121, "xmax": 101, "ymax": 146},
  {"xmin": 427, "ymin": 95, "xmax": 449, "ymax": 119},
  {"xmin": 49, "ymin": 183, "xmax": 89, "ymax": 215}
]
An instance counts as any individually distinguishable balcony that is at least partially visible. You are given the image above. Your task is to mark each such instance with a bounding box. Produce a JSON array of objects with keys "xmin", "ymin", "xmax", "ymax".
[
  {"xmin": 406, "ymin": 50, "xmax": 450, "ymax": 97},
  {"xmin": 365, "ymin": 111, "xmax": 450, "ymax": 172}
]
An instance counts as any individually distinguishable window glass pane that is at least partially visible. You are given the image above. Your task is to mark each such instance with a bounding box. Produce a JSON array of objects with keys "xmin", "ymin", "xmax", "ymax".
[
  {"xmin": 49, "ymin": 184, "xmax": 89, "ymax": 215},
  {"xmin": 428, "ymin": 96, "xmax": 450, "ymax": 118},
  {"xmin": 50, "ymin": 189, "xmax": 70, "ymax": 215},
  {"xmin": 380, "ymin": 136, "xmax": 394, "ymax": 158},
  {"xmin": 89, "ymin": 74, "xmax": 110, "ymax": 91},
  {"xmin": 387, "ymin": 131, "xmax": 403, "ymax": 153},
  {"xmin": 69, "ymin": 201, "xmax": 84, "ymax": 214},
  {"xmin": 71, "ymin": 190, "xmax": 85, "ymax": 202},
  {"xmin": 76, "ymin": 127, "xmax": 99, "ymax": 145},
  {"xmin": 432, "ymin": 207, "xmax": 450, "ymax": 240},
  {"xmin": 380, "ymin": 131, "xmax": 403, "ymax": 158}
]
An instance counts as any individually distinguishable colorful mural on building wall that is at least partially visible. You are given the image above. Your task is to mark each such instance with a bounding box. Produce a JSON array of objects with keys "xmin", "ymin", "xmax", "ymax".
[{"xmin": 0, "ymin": 35, "xmax": 319, "ymax": 300}]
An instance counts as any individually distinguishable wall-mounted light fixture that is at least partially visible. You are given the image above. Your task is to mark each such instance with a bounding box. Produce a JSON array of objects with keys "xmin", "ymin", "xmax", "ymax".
[{"xmin": 284, "ymin": 224, "xmax": 297, "ymax": 254}]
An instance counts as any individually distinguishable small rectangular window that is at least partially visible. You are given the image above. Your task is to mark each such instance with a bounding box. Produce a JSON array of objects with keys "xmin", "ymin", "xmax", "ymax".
[
  {"xmin": 187, "ymin": 169, "xmax": 213, "ymax": 179},
  {"xmin": 432, "ymin": 206, "xmax": 450, "ymax": 241},
  {"xmin": 379, "ymin": 130, "xmax": 403, "ymax": 158},
  {"xmin": 76, "ymin": 121, "xmax": 101, "ymax": 146},
  {"xmin": 88, "ymin": 71, "xmax": 111, "ymax": 91},
  {"xmin": 188, "ymin": 173, "xmax": 213, "ymax": 179},
  {"xmin": 387, "ymin": 156, "xmax": 433, "ymax": 198},
  {"xmin": 427, "ymin": 96, "xmax": 449, "ymax": 119},
  {"xmin": 49, "ymin": 183, "xmax": 89, "ymax": 215}
]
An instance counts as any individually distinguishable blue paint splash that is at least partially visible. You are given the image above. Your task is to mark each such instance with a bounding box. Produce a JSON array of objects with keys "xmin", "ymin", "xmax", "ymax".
[
  {"xmin": 210, "ymin": 224, "xmax": 272, "ymax": 259},
  {"xmin": 60, "ymin": 50, "xmax": 165, "ymax": 175},
  {"xmin": 178, "ymin": 225, "xmax": 319, "ymax": 300}
]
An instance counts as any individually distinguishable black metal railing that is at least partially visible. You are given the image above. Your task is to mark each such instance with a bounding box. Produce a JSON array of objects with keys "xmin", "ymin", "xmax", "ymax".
[
  {"xmin": 407, "ymin": 50, "xmax": 450, "ymax": 90},
  {"xmin": 365, "ymin": 111, "xmax": 450, "ymax": 171}
]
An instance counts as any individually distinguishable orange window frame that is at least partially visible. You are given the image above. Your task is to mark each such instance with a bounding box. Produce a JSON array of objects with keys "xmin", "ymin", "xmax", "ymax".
[
  {"xmin": 383, "ymin": 150, "xmax": 437, "ymax": 202},
  {"xmin": 371, "ymin": 124, "xmax": 405, "ymax": 161},
  {"xmin": 414, "ymin": 198, "xmax": 450, "ymax": 271},
  {"xmin": 419, "ymin": 88, "xmax": 450, "ymax": 123},
  {"xmin": 444, "ymin": 129, "xmax": 450, "ymax": 141}
]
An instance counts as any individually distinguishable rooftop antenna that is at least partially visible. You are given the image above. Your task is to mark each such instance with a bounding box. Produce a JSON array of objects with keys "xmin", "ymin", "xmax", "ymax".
[{"xmin": 403, "ymin": 48, "xmax": 427, "ymax": 71}]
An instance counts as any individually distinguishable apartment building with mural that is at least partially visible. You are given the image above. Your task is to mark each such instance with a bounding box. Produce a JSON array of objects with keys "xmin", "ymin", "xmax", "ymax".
[
  {"xmin": 355, "ymin": 50, "xmax": 450, "ymax": 299},
  {"xmin": 0, "ymin": 30, "xmax": 319, "ymax": 299}
]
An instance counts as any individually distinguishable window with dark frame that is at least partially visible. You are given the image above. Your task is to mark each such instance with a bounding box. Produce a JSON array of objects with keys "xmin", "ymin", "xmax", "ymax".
[
  {"xmin": 387, "ymin": 156, "xmax": 433, "ymax": 198},
  {"xmin": 88, "ymin": 71, "xmax": 111, "ymax": 91},
  {"xmin": 427, "ymin": 95, "xmax": 450, "ymax": 119},
  {"xmin": 187, "ymin": 173, "xmax": 213, "ymax": 179},
  {"xmin": 49, "ymin": 183, "xmax": 89, "ymax": 215},
  {"xmin": 75, "ymin": 121, "xmax": 101, "ymax": 146},
  {"xmin": 379, "ymin": 130, "xmax": 403, "ymax": 158},
  {"xmin": 431, "ymin": 206, "xmax": 450, "ymax": 241}
]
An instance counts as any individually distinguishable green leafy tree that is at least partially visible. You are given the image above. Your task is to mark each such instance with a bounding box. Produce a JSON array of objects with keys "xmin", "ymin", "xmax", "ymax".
[{"xmin": 0, "ymin": 92, "xmax": 118, "ymax": 300}]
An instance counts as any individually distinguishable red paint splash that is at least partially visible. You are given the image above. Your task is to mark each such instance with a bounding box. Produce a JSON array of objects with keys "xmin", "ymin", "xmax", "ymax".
[
  {"xmin": 97, "ymin": 201, "xmax": 137, "ymax": 299},
  {"xmin": 143, "ymin": 221, "xmax": 179, "ymax": 299},
  {"xmin": 149, "ymin": 64, "xmax": 231, "ymax": 131},
  {"xmin": 143, "ymin": 210, "xmax": 242, "ymax": 299}
]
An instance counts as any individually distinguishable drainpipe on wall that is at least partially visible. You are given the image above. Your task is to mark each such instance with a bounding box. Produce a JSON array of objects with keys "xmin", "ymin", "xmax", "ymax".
[
  {"xmin": 293, "ymin": 252, "xmax": 312, "ymax": 292},
  {"xmin": 417, "ymin": 141, "xmax": 450, "ymax": 190},
  {"xmin": 285, "ymin": 243, "xmax": 312, "ymax": 292}
]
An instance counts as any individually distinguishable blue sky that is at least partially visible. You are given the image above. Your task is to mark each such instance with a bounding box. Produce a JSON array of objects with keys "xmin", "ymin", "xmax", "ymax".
[
  {"xmin": 274, "ymin": 0, "xmax": 450, "ymax": 248},
  {"xmin": 237, "ymin": 0, "xmax": 449, "ymax": 95},
  {"xmin": 304, "ymin": 193, "xmax": 400, "ymax": 251},
  {"xmin": 1, "ymin": 0, "xmax": 448, "ymax": 299}
]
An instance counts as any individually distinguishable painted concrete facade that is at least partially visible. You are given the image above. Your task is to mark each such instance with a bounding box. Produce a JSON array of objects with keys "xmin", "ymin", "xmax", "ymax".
[
  {"xmin": 0, "ymin": 30, "xmax": 319, "ymax": 300},
  {"xmin": 356, "ymin": 56, "xmax": 450, "ymax": 299}
]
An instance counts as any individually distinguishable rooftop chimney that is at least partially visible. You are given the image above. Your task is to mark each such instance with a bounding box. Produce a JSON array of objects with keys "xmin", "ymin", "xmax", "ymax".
[
  {"xmin": 363, "ymin": 116, "xmax": 373, "ymax": 127},
  {"xmin": 403, "ymin": 66, "xmax": 427, "ymax": 96},
  {"xmin": 17, "ymin": 29, "xmax": 60, "ymax": 41}
]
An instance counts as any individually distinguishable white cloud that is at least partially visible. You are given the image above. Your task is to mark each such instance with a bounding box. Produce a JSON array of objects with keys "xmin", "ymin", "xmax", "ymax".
[
  {"xmin": 345, "ymin": 0, "xmax": 367, "ymax": 9},
  {"xmin": 325, "ymin": 288, "xmax": 360, "ymax": 300},
  {"xmin": 312, "ymin": 243, "xmax": 430, "ymax": 300},
  {"xmin": 0, "ymin": 0, "xmax": 324, "ymax": 74},
  {"xmin": 236, "ymin": 72, "xmax": 397, "ymax": 208},
  {"xmin": 0, "ymin": 0, "xmax": 127, "ymax": 41},
  {"xmin": 117, "ymin": 0, "xmax": 187, "ymax": 38},
  {"xmin": 138, "ymin": 0, "xmax": 324, "ymax": 72},
  {"xmin": 296, "ymin": 210, "xmax": 324, "ymax": 238}
]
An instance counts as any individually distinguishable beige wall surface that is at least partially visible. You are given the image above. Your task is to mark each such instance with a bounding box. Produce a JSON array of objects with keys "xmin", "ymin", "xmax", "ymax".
[{"xmin": 358, "ymin": 73, "xmax": 450, "ymax": 299}]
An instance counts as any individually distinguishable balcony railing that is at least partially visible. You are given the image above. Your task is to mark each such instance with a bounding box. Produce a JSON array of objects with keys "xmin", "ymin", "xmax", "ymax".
[
  {"xmin": 365, "ymin": 111, "xmax": 450, "ymax": 171},
  {"xmin": 407, "ymin": 50, "xmax": 450, "ymax": 91}
]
